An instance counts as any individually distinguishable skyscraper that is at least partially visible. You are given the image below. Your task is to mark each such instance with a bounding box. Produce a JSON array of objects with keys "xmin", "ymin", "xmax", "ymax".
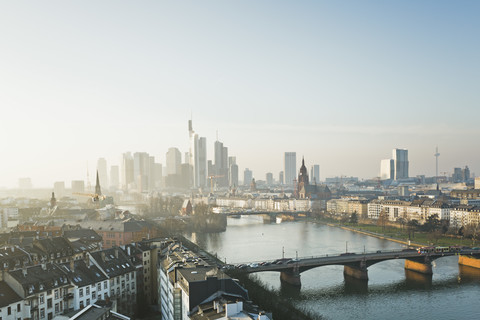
[
  {"xmin": 188, "ymin": 120, "xmax": 208, "ymax": 189},
  {"xmin": 310, "ymin": 164, "xmax": 320, "ymax": 183},
  {"xmin": 284, "ymin": 152, "xmax": 297, "ymax": 186},
  {"xmin": 266, "ymin": 172, "xmax": 274, "ymax": 185},
  {"xmin": 134, "ymin": 152, "xmax": 151, "ymax": 192},
  {"xmin": 121, "ymin": 152, "xmax": 134, "ymax": 190},
  {"xmin": 214, "ymin": 140, "xmax": 229, "ymax": 188},
  {"xmin": 110, "ymin": 165, "xmax": 119, "ymax": 190},
  {"xmin": 244, "ymin": 168, "xmax": 253, "ymax": 186},
  {"xmin": 392, "ymin": 148, "xmax": 409, "ymax": 180},
  {"xmin": 166, "ymin": 147, "xmax": 181, "ymax": 175},
  {"xmin": 380, "ymin": 159, "xmax": 394, "ymax": 180},
  {"xmin": 198, "ymin": 137, "xmax": 208, "ymax": 188},
  {"xmin": 96, "ymin": 158, "xmax": 108, "ymax": 190}
]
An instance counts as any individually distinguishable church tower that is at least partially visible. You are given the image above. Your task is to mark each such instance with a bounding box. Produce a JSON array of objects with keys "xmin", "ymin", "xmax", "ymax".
[{"xmin": 297, "ymin": 157, "xmax": 309, "ymax": 198}]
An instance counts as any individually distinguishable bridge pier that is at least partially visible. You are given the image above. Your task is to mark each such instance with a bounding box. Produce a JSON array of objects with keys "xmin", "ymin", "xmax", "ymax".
[
  {"xmin": 405, "ymin": 258, "xmax": 432, "ymax": 274},
  {"xmin": 280, "ymin": 269, "xmax": 301, "ymax": 286},
  {"xmin": 458, "ymin": 255, "xmax": 480, "ymax": 269},
  {"xmin": 343, "ymin": 265, "xmax": 368, "ymax": 280}
]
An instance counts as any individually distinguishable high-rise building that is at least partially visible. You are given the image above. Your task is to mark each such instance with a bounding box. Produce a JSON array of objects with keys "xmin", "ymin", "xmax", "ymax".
[
  {"xmin": 266, "ymin": 172, "xmax": 274, "ymax": 185},
  {"xmin": 134, "ymin": 152, "xmax": 151, "ymax": 192},
  {"xmin": 54, "ymin": 181, "xmax": 65, "ymax": 198},
  {"xmin": 154, "ymin": 163, "xmax": 163, "ymax": 189},
  {"xmin": 121, "ymin": 152, "xmax": 134, "ymax": 190},
  {"xmin": 462, "ymin": 166, "xmax": 470, "ymax": 182},
  {"xmin": 188, "ymin": 120, "xmax": 208, "ymax": 189},
  {"xmin": 230, "ymin": 164, "xmax": 239, "ymax": 187},
  {"xmin": 110, "ymin": 165, "xmax": 119, "ymax": 190},
  {"xmin": 228, "ymin": 157, "xmax": 238, "ymax": 187},
  {"xmin": 198, "ymin": 137, "xmax": 207, "ymax": 188},
  {"xmin": 97, "ymin": 158, "xmax": 108, "ymax": 190},
  {"xmin": 284, "ymin": 152, "xmax": 297, "ymax": 186},
  {"xmin": 244, "ymin": 168, "xmax": 253, "ymax": 186},
  {"xmin": 166, "ymin": 147, "xmax": 181, "ymax": 175},
  {"xmin": 310, "ymin": 164, "xmax": 320, "ymax": 183},
  {"xmin": 214, "ymin": 140, "xmax": 229, "ymax": 188},
  {"xmin": 380, "ymin": 159, "xmax": 394, "ymax": 180},
  {"xmin": 392, "ymin": 148, "xmax": 409, "ymax": 180},
  {"xmin": 71, "ymin": 180, "xmax": 85, "ymax": 194}
]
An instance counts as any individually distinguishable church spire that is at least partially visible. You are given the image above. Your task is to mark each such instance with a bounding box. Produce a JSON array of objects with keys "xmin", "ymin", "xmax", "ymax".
[{"xmin": 95, "ymin": 170, "xmax": 102, "ymax": 196}]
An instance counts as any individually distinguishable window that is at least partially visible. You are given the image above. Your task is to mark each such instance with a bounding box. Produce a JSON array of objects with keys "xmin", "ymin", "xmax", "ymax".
[
  {"xmin": 8, "ymin": 307, "xmax": 11, "ymax": 315},
  {"xmin": 54, "ymin": 289, "xmax": 59, "ymax": 299},
  {"xmin": 40, "ymin": 308, "xmax": 45, "ymax": 319},
  {"xmin": 126, "ymin": 274, "xmax": 129, "ymax": 281},
  {"xmin": 104, "ymin": 281, "xmax": 108, "ymax": 290},
  {"xmin": 92, "ymin": 291, "xmax": 96, "ymax": 300},
  {"xmin": 86, "ymin": 287, "xmax": 90, "ymax": 295},
  {"xmin": 55, "ymin": 303, "xmax": 59, "ymax": 313},
  {"xmin": 86, "ymin": 299, "xmax": 90, "ymax": 306},
  {"xmin": 79, "ymin": 288, "xmax": 83, "ymax": 298},
  {"xmin": 40, "ymin": 294, "xmax": 45, "ymax": 304},
  {"xmin": 47, "ymin": 298, "xmax": 52, "ymax": 309},
  {"xmin": 97, "ymin": 283, "xmax": 101, "ymax": 291},
  {"xmin": 17, "ymin": 303, "xmax": 21, "ymax": 312}
]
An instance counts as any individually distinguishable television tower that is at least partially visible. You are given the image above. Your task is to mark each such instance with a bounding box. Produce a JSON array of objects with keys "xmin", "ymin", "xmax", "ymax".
[{"xmin": 434, "ymin": 146, "xmax": 440, "ymax": 182}]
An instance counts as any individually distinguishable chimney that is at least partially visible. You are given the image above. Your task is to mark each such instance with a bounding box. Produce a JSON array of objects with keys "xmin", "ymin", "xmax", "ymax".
[
  {"xmin": 70, "ymin": 259, "xmax": 75, "ymax": 272},
  {"xmin": 101, "ymin": 251, "xmax": 105, "ymax": 261},
  {"xmin": 127, "ymin": 246, "xmax": 131, "ymax": 256},
  {"xmin": 22, "ymin": 267, "xmax": 27, "ymax": 277},
  {"xmin": 114, "ymin": 248, "xmax": 118, "ymax": 259},
  {"xmin": 85, "ymin": 253, "xmax": 90, "ymax": 267}
]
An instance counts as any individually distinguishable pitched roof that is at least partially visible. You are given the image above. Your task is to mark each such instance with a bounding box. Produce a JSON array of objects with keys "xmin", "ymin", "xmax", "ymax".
[{"xmin": 0, "ymin": 281, "xmax": 22, "ymax": 308}]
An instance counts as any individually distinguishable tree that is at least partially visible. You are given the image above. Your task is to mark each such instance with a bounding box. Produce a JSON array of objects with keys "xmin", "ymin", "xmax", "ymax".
[
  {"xmin": 463, "ymin": 223, "xmax": 480, "ymax": 245},
  {"xmin": 407, "ymin": 219, "xmax": 419, "ymax": 239},
  {"xmin": 397, "ymin": 217, "xmax": 407, "ymax": 231},
  {"xmin": 194, "ymin": 203, "xmax": 209, "ymax": 215},
  {"xmin": 422, "ymin": 214, "xmax": 441, "ymax": 232},
  {"xmin": 350, "ymin": 212, "xmax": 358, "ymax": 224},
  {"xmin": 377, "ymin": 210, "xmax": 388, "ymax": 232}
]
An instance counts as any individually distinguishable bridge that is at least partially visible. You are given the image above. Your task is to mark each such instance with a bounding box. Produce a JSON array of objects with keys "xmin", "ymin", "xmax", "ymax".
[{"xmin": 229, "ymin": 248, "xmax": 480, "ymax": 286}]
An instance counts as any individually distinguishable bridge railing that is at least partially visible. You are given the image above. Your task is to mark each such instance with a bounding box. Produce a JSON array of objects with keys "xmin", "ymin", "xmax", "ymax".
[{"xmin": 229, "ymin": 249, "xmax": 412, "ymax": 266}]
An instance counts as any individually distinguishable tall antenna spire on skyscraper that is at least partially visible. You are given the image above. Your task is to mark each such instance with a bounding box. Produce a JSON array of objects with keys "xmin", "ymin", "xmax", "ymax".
[{"xmin": 434, "ymin": 146, "xmax": 440, "ymax": 183}]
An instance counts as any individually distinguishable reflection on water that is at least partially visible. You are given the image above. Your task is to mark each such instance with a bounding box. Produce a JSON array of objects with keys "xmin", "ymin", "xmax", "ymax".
[{"xmin": 185, "ymin": 217, "xmax": 480, "ymax": 320}]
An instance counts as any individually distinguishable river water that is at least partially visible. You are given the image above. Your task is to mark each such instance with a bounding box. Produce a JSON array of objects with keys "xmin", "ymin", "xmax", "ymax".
[{"xmin": 185, "ymin": 216, "xmax": 480, "ymax": 320}]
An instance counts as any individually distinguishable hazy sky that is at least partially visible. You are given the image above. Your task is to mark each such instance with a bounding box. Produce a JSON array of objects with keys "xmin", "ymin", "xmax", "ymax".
[{"xmin": 1, "ymin": 1, "xmax": 479, "ymax": 188}]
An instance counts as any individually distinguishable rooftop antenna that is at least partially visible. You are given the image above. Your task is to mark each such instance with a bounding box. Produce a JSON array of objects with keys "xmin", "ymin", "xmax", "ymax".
[{"xmin": 434, "ymin": 146, "xmax": 440, "ymax": 183}]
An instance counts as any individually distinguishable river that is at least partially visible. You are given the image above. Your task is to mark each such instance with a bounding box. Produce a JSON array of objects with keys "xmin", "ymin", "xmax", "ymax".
[{"xmin": 185, "ymin": 215, "xmax": 480, "ymax": 320}]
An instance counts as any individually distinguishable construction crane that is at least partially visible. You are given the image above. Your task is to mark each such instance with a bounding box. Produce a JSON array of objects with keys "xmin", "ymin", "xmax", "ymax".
[
  {"xmin": 74, "ymin": 170, "xmax": 105, "ymax": 203},
  {"xmin": 208, "ymin": 175, "xmax": 224, "ymax": 193}
]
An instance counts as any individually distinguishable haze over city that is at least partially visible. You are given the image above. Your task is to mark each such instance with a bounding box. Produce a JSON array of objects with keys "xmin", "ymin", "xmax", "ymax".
[{"xmin": 1, "ymin": 1, "xmax": 479, "ymax": 188}]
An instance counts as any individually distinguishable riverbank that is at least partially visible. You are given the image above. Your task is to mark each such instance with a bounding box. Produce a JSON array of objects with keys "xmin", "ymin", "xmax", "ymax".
[{"xmin": 307, "ymin": 216, "xmax": 470, "ymax": 248}]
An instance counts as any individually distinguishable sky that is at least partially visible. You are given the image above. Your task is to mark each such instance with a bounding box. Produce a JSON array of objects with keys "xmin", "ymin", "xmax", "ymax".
[{"xmin": 0, "ymin": 1, "xmax": 479, "ymax": 188}]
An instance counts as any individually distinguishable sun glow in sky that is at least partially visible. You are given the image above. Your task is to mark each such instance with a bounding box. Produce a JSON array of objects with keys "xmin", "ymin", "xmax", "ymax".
[{"xmin": 1, "ymin": 1, "xmax": 479, "ymax": 188}]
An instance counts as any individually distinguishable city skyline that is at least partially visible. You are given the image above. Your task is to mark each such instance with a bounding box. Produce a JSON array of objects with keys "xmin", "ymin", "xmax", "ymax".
[{"xmin": 1, "ymin": 1, "xmax": 479, "ymax": 188}]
